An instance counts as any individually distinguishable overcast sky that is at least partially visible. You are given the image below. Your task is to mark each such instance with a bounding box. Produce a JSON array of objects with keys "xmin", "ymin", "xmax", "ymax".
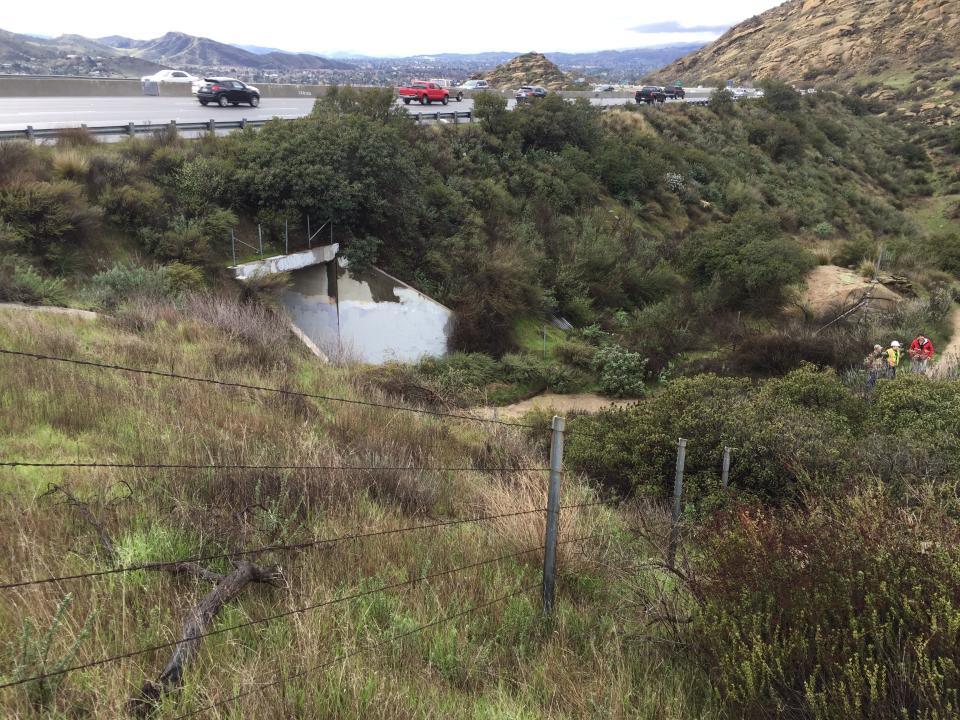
[{"xmin": 5, "ymin": 0, "xmax": 783, "ymax": 57}]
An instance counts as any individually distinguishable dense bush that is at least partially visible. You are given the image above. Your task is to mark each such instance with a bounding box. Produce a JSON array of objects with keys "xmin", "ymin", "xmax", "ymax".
[
  {"xmin": 84, "ymin": 263, "xmax": 176, "ymax": 309},
  {"xmin": 0, "ymin": 181, "xmax": 100, "ymax": 262},
  {"xmin": 688, "ymin": 492, "xmax": 960, "ymax": 719},
  {"xmin": 567, "ymin": 366, "xmax": 856, "ymax": 501},
  {"xmin": 592, "ymin": 344, "xmax": 647, "ymax": 397},
  {"xmin": 684, "ymin": 211, "xmax": 814, "ymax": 308},
  {"xmin": 0, "ymin": 257, "xmax": 67, "ymax": 305}
]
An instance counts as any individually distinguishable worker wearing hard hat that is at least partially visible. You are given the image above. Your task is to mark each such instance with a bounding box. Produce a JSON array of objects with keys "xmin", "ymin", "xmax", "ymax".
[{"xmin": 885, "ymin": 341, "xmax": 902, "ymax": 379}]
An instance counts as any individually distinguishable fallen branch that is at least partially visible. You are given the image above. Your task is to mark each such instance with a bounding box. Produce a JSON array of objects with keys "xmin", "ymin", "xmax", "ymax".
[
  {"xmin": 129, "ymin": 560, "xmax": 282, "ymax": 716},
  {"xmin": 41, "ymin": 483, "xmax": 116, "ymax": 565}
]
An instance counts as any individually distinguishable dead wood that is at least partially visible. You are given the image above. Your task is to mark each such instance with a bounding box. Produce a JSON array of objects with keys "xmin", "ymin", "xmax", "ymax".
[
  {"xmin": 41, "ymin": 483, "xmax": 116, "ymax": 565},
  {"xmin": 129, "ymin": 560, "xmax": 282, "ymax": 716}
]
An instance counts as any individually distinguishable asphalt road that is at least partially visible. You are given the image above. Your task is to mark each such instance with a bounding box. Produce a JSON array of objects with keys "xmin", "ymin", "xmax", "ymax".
[{"xmin": 0, "ymin": 92, "xmax": 710, "ymax": 131}]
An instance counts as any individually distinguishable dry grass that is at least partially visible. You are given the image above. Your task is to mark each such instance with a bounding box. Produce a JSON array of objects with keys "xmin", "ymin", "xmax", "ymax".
[{"xmin": 0, "ymin": 302, "xmax": 715, "ymax": 719}]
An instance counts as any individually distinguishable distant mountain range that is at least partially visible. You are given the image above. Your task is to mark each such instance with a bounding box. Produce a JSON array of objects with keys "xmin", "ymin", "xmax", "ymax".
[
  {"xmin": 0, "ymin": 27, "xmax": 703, "ymax": 83},
  {"xmin": 0, "ymin": 28, "xmax": 352, "ymax": 76},
  {"xmin": 94, "ymin": 32, "xmax": 353, "ymax": 71}
]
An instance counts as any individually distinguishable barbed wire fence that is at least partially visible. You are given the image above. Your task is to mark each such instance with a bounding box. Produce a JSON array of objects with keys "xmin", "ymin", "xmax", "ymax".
[{"xmin": 0, "ymin": 345, "xmax": 617, "ymax": 715}]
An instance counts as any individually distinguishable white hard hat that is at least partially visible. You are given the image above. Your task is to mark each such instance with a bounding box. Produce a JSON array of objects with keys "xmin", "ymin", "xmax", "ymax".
[{"xmin": 891, "ymin": 341, "xmax": 901, "ymax": 348}]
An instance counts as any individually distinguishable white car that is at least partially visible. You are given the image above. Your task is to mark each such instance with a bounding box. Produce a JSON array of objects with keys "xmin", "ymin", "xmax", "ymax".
[
  {"xmin": 141, "ymin": 69, "xmax": 200, "ymax": 87},
  {"xmin": 593, "ymin": 84, "xmax": 615, "ymax": 92},
  {"xmin": 458, "ymin": 79, "xmax": 489, "ymax": 90}
]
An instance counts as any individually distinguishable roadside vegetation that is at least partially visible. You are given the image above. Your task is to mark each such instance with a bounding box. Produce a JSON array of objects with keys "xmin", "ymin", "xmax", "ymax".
[{"xmin": 2, "ymin": 80, "xmax": 959, "ymax": 718}]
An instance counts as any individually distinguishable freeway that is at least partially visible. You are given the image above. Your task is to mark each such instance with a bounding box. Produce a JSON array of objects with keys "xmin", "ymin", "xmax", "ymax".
[{"xmin": 0, "ymin": 90, "xmax": 711, "ymax": 132}]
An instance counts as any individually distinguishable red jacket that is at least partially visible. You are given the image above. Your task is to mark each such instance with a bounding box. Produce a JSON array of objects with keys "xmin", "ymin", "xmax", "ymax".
[{"xmin": 910, "ymin": 336, "xmax": 934, "ymax": 359}]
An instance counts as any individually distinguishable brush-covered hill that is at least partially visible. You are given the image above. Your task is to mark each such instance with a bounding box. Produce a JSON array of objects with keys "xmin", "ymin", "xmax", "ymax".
[
  {"xmin": 108, "ymin": 31, "xmax": 352, "ymax": 71},
  {"xmin": 480, "ymin": 52, "xmax": 568, "ymax": 89},
  {"xmin": 654, "ymin": 0, "xmax": 960, "ymax": 123},
  {"xmin": 0, "ymin": 28, "xmax": 166, "ymax": 75}
]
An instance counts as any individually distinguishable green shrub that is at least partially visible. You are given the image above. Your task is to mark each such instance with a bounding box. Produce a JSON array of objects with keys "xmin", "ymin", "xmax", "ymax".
[
  {"xmin": 709, "ymin": 88, "xmax": 735, "ymax": 115},
  {"xmin": 592, "ymin": 344, "xmax": 647, "ymax": 397},
  {"xmin": 99, "ymin": 181, "xmax": 168, "ymax": 235},
  {"xmin": 0, "ymin": 181, "xmax": 100, "ymax": 261},
  {"xmin": 688, "ymin": 491, "xmax": 960, "ymax": 719},
  {"xmin": 84, "ymin": 263, "xmax": 174, "ymax": 309},
  {"xmin": 567, "ymin": 368, "xmax": 854, "ymax": 502},
  {"xmin": 812, "ymin": 221, "xmax": 834, "ymax": 238},
  {"xmin": 759, "ymin": 79, "xmax": 801, "ymax": 113},
  {"xmin": 0, "ymin": 257, "xmax": 68, "ymax": 305},
  {"xmin": 684, "ymin": 211, "xmax": 815, "ymax": 308}
]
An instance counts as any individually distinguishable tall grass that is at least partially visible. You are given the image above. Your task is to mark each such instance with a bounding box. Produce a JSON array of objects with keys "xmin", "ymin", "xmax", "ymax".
[{"xmin": 0, "ymin": 300, "xmax": 709, "ymax": 718}]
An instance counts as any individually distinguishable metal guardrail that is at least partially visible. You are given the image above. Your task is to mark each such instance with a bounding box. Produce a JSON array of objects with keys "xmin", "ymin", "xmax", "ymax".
[
  {"xmin": 0, "ymin": 111, "xmax": 474, "ymax": 141},
  {"xmin": 0, "ymin": 118, "xmax": 274, "ymax": 141}
]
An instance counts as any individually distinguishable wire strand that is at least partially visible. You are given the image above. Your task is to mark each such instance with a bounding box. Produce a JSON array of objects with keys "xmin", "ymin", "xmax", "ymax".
[
  {"xmin": 0, "ymin": 544, "xmax": 548, "ymax": 690},
  {"xmin": 0, "ymin": 534, "xmax": 608, "ymax": 691},
  {"xmin": 171, "ymin": 583, "xmax": 538, "ymax": 719},
  {"xmin": 0, "ymin": 508, "xmax": 545, "ymax": 591},
  {"xmin": 0, "ymin": 347, "xmax": 538, "ymax": 430},
  {"xmin": 0, "ymin": 461, "xmax": 549, "ymax": 473}
]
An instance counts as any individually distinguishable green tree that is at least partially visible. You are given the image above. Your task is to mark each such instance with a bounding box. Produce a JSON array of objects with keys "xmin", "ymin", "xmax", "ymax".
[{"xmin": 759, "ymin": 79, "xmax": 801, "ymax": 113}]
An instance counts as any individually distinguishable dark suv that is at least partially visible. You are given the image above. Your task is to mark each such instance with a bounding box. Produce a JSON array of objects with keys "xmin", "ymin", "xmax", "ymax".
[
  {"xmin": 515, "ymin": 85, "xmax": 548, "ymax": 103},
  {"xmin": 662, "ymin": 85, "xmax": 685, "ymax": 99},
  {"xmin": 196, "ymin": 78, "xmax": 261, "ymax": 107},
  {"xmin": 635, "ymin": 86, "xmax": 666, "ymax": 104}
]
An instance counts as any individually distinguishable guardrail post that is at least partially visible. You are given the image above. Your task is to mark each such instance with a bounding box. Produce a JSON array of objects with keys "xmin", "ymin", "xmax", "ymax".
[
  {"xmin": 169, "ymin": 119, "xmax": 177, "ymax": 135},
  {"xmin": 415, "ymin": 113, "xmax": 421, "ymax": 125},
  {"xmin": 721, "ymin": 446, "xmax": 731, "ymax": 490},
  {"xmin": 25, "ymin": 125, "xmax": 34, "ymax": 140},
  {"xmin": 127, "ymin": 122, "xmax": 135, "ymax": 136},
  {"xmin": 453, "ymin": 111, "xmax": 459, "ymax": 125},
  {"xmin": 667, "ymin": 438, "xmax": 686, "ymax": 569},
  {"xmin": 208, "ymin": 118, "xmax": 215, "ymax": 133},
  {"xmin": 542, "ymin": 415, "xmax": 565, "ymax": 615},
  {"xmin": 240, "ymin": 118, "xmax": 247, "ymax": 129}
]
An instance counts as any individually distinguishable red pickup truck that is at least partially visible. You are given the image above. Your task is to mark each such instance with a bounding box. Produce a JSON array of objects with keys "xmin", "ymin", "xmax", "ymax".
[{"xmin": 399, "ymin": 80, "xmax": 450, "ymax": 105}]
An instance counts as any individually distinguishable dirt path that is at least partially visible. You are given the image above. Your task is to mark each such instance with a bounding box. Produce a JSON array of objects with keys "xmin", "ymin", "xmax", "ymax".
[
  {"xmin": 931, "ymin": 305, "xmax": 960, "ymax": 378},
  {"xmin": 0, "ymin": 302, "xmax": 98, "ymax": 320},
  {"xmin": 480, "ymin": 392, "xmax": 638, "ymax": 420}
]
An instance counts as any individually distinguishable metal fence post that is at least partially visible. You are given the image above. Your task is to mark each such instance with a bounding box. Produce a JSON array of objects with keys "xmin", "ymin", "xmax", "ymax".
[
  {"xmin": 542, "ymin": 415, "xmax": 565, "ymax": 615},
  {"xmin": 284, "ymin": 218, "xmax": 289, "ymax": 255},
  {"xmin": 667, "ymin": 438, "xmax": 686, "ymax": 569},
  {"xmin": 721, "ymin": 446, "xmax": 731, "ymax": 490},
  {"xmin": 258, "ymin": 224, "xmax": 263, "ymax": 256},
  {"xmin": 307, "ymin": 216, "xmax": 311, "ymax": 249},
  {"xmin": 230, "ymin": 230, "xmax": 236, "ymax": 266}
]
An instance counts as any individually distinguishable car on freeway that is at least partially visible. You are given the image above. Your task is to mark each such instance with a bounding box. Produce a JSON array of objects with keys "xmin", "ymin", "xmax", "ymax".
[
  {"xmin": 195, "ymin": 78, "xmax": 261, "ymax": 107},
  {"xmin": 515, "ymin": 85, "xmax": 548, "ymax": 103},
  {"xmin": 662, "ymin": 84, "xmax": 685, "ymax": 99},
  {"xmin": 635, "ymin": 86, "xmax": 666, "ymax": 104},
  {"xmin": 141, "ymin": 69, "xmax": 199, "ymax": 85},
  {"xmin": 458, "ymin": 79, "xmax": 489, "ymax": 91},
  {"xmin": 399, "ymin": 80, "xmax": 450, "ymax": 105},
  {"xmin": 593, "ymin": 84, "xmax": 615, "ymax": 92}
]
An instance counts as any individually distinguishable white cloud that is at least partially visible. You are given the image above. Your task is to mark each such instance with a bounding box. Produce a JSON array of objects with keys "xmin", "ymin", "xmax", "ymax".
[{"xmin": 4, "ymin": 0, "xmax": 783, "ymax": 57}]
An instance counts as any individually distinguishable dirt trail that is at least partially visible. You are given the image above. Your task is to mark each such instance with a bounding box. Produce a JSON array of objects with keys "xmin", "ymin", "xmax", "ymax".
[
  {"xmin": 0, "ymin": 303, "xmax": 97, "ymax": 320},
  {"xmin": 480, "ymin": 392, "xmax": 638, "ymax": 420},
  {"xmin": 931, "ymin": 305, "xmax": 960, "ymax": 378}
]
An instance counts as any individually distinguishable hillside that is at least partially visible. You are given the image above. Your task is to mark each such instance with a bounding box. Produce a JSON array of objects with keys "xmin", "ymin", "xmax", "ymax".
[
  {"xmin": 107, "ymin": 31, "xmax": 352, "ymax": 71},
  {"xmin": 0, "ymin": 27, "xmax": 352, "ymax": 76},
  {"xmin": 480, "ymin": 52, "xmax": 568, "ymax": 89},
  {"xmin": 0, "ymin": 28, "xmax": 166, "ymax": 75},
  {"xmin": 654, "ymin": 0, "xmax": 960, "ymax": 121}
]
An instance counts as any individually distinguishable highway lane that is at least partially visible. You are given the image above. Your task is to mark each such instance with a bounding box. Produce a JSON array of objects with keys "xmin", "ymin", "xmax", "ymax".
[{"xmin": 0, "ymin": 92, "xmax": 710, "ymax": 131}]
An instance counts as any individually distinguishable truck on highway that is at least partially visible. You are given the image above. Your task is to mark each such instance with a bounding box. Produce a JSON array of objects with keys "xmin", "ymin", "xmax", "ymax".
[{"xmin": 399, "ymin": 81, "xmax": 450, "ymax": 105}]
